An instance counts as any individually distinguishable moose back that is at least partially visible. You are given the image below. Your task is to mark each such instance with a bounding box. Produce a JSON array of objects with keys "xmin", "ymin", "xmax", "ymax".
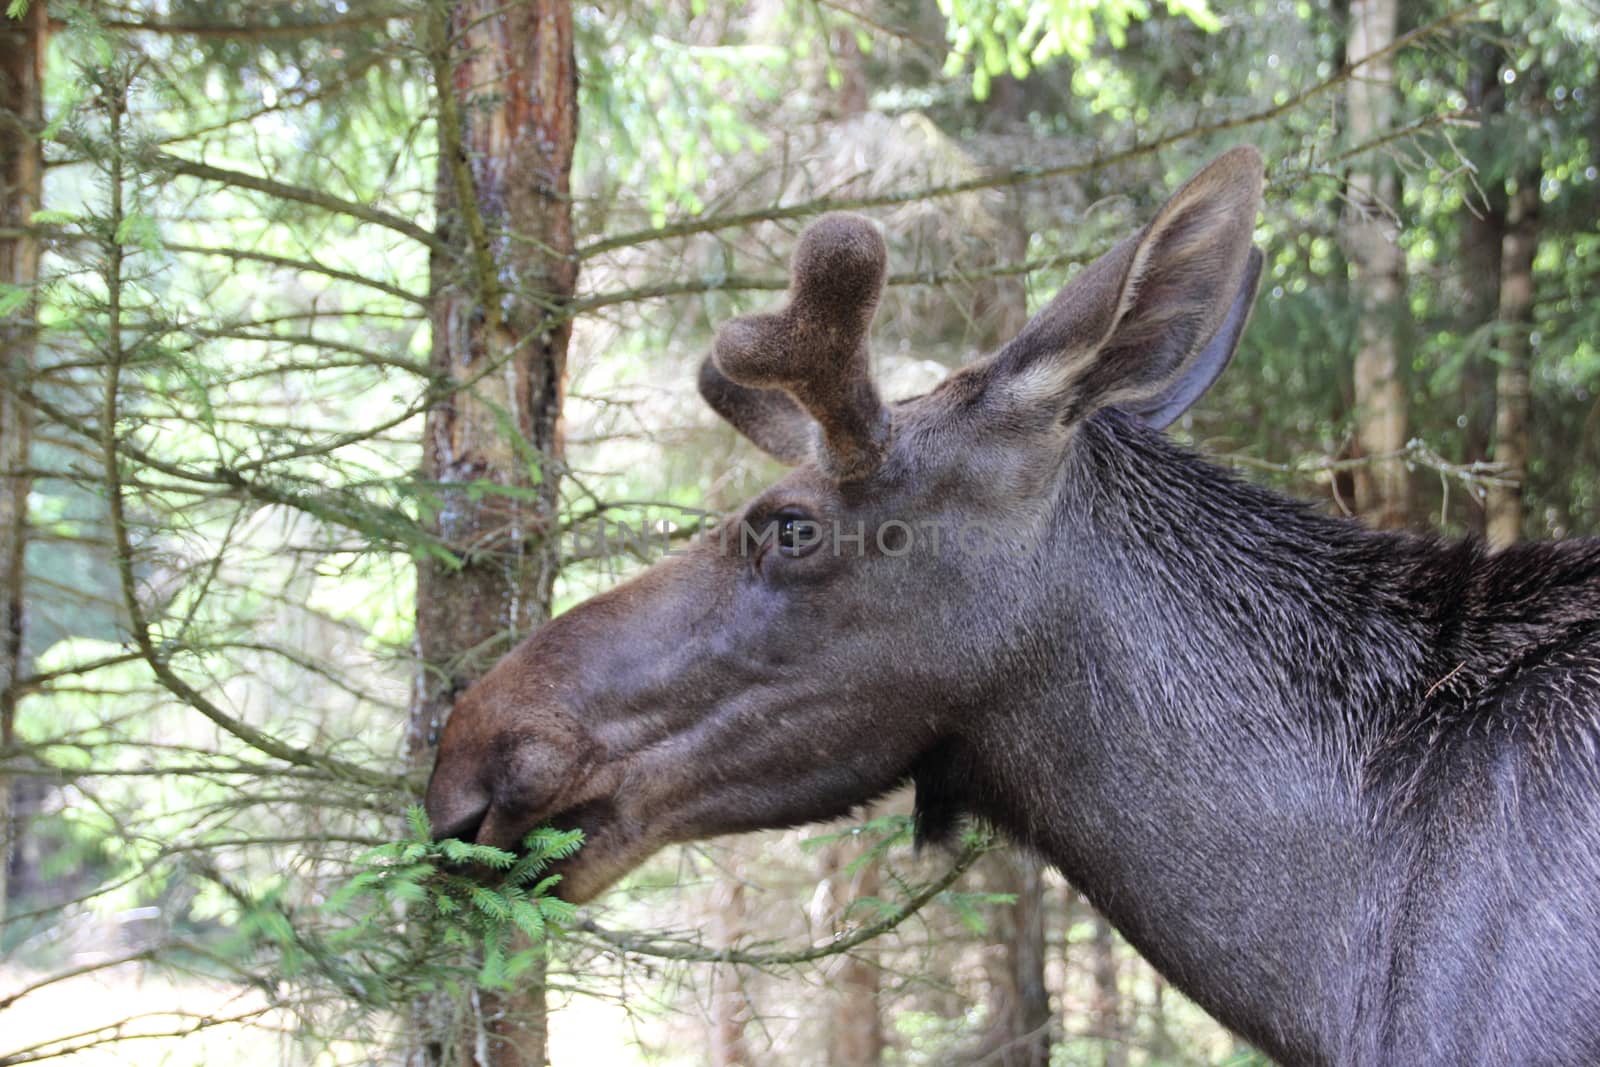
[{"xmin": 425, "ymin": 147, "xmax": 1600, "ymax": 1066}]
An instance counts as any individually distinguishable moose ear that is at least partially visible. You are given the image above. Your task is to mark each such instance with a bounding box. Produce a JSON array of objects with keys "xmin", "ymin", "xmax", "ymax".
[
  {"xmin": 697, "ymin": 356, "xmax": 815, "ymax": 464},
  {"xmin": 1125, "ymin": 246, "xmax": 1263, "ymax": 429},
  {"xmin": 996, "ymin": 146, "xmax": 1265, "ymax": 428}
]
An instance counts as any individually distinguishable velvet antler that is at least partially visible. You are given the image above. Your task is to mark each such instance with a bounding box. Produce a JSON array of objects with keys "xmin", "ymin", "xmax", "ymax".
[{"xmin": 707, "ymin": 214, "xmax": 892, "ymax": 482}]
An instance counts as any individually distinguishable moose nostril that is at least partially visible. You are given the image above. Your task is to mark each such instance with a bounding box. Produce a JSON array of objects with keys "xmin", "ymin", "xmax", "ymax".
[{"xmin": 432, "ymin": 806, "xmax": 488, "ymax": 844}]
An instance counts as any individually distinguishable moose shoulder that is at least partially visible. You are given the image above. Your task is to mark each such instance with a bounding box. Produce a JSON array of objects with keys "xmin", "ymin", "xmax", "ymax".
[{"xmin": 424, "ymin": 147, "xmax": 1600, "ymax": 1067}]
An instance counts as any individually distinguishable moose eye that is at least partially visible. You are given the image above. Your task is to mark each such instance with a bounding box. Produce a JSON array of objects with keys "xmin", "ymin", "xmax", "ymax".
[{"xmin": 773, "ymin": 509, "xmax": 822, "ymax": 557}]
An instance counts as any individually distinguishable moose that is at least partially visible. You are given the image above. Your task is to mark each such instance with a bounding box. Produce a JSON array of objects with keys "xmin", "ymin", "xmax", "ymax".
[{"xmin": 425, "ymin": 147, "xmax": 1600, "ymax": 1066}]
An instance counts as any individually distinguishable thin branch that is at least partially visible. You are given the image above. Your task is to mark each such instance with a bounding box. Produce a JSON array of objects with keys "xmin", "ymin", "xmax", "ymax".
[
  {"xmin": 155, "ymin": 153, "xmax": 447, "ymax": 255},
  {"xmin": 164, "ymin": 243, "xmax": 426, "ymax": 306},
  {"xmin": 189, "ymin": 328, "xmax": 432, "ymax": 378},
  {"xmin": 578, "ymin": 2, "xmax": 1488, "ymax": 260},
  {"xmin": 83, "ymin": 11, "xmax": 404, "ymax": 39},
  {"xmin": 572, "ymin": 256, "xmax": 1059, "ymax": 317},
  {"xmin": 17, "ymin": 382, "xmax": 438, "ymax": 554},
  {"xmin": 0, "ymin": 1007, "xmax": 278, "ymax": 1066},
  {"xmin": 0, "ymin": 949, "xmax": 158, "ymax": 1011},
  {"xmin": 1220, "ymin": 439, "xmax": 1515, "ymax": 489},
  {"xmin": 577, "ymin": 840, "xmax": 987, "ymax": 965}
]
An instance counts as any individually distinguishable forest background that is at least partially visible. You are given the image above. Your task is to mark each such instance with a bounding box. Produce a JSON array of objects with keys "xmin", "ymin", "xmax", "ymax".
[{"xmin": 0, "ymin": 0, "xmax": 1596, "ymax": 1064}]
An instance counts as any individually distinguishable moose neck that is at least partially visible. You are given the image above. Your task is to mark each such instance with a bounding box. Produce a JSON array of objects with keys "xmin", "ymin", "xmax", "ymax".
[{"xmin": 924, "ymin": 410, "xmax": 1455, "ymax": 1065}]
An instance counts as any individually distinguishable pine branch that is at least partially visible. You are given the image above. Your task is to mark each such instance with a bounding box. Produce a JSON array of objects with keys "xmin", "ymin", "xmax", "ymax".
[
  {"xmin": 103, "ymin": 352, "xmax": 403, "ymax": 795},
  {"xmin": 90, "ymin": 93, "xmax": 412, "ymax": 793},
  {"xmin": 20, "ymin": 377, "xmax": 437, "ymax": 554}
]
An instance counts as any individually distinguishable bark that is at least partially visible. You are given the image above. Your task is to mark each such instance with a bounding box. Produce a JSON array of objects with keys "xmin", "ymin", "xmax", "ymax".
[
  {"xmin": 406, "ymin": 1, "xmax": 577, "ymax": 1064},
  {"xmin": 1342, "ymin": 0, "xmax": 1409, "ymax": 529},
  {"xmin": 1008, "ymin": 859, "xmax": 1051, "ymax": 1064},
  {"xmin": 827, "ymin": 24, "xmax": 869, "ymax": 118},
  {"xmin": 1146, "ymin": 973, "xmax": 1175, "ymax": 1060},
  {"xmin": 974, "ymin": 852, "xmax": 1052, "ymax": 1067},
  {"xmin": 710, "ymin": 878, "xmax": 754, "ymax": 1067},
  {"xmin": 0, "ymin": 0, "xmax": 46, "ymax": 924},
  {"xmin": 1090, "ymin": 915, "xmax": 1126, "ymax": 1067},
  {"xmin": 815, "ymin": 818, "xmax": 886, "ymax": 1067},
  {"xmin": 1486, "ymin": 170, "xmax": 1540, "ymax": 549},
  {"xmin": 1457, "ymin": 43, "xmax": 1507, "ymax": 531}
]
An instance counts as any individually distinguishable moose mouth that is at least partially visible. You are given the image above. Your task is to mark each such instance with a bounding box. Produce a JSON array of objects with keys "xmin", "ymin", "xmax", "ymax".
[
  {"xmin": 527, "ymin": 798, "xmax": 634, "ymax": 903},
  {"xmin": 538, "ymin": 798, "xmax": 615, "ymax": 849},
  {"xmin": 434, "ymin": 797, "xmax": 621, "ymax": 902}
]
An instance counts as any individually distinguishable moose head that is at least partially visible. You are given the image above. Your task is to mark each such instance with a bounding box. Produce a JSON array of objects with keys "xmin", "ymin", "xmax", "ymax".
[
  {"xmin": 424, "ymin": 147, "xmax": 1266, "ymax": 903},
  {"xmin": 424, "ymin": 145, "xmax": 1600, "ymax": 1065}
]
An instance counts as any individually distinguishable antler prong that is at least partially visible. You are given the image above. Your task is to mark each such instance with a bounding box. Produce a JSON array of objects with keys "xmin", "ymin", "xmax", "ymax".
[{"xmin": 711, "ymin": 214, "xmax": 892, "ymax": 482}]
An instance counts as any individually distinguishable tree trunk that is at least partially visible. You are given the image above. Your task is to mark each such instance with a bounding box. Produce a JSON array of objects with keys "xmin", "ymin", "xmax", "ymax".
[
  {"xmin": 406, "ymin": 1, "xmax": 577, "ymax": 1064},
  {"xmin": 1090, "ymin": 915, "xmax": 1125, "ymax": 1067},
  {"xmin": 1146, "ymin": 972, "xmax": 1175, "ymax": 1060},
  {"xmin": 1008, "ymin": 859, "xmax": 1050, "ymax": 1064},
  {"xmin": 975, "ymin": 852, "xmax": 1052, "ymax": 1066},
  {"xmin": 1486, "ymin": 170, "xmax": 1540, "ymax": 548},
  {"xmin": 827, "ymin": 24, "xmax": 869, "ymax": 118},
  {"xmin": 710, "ymin": 877, "xmax": 753, "ymax": 1067},
  {"xmin": 0, "ymin": 0, "xmax": 46, "ymax": 925},
  {"xmin": 1457, "ymin": 42, "xmax": 1507, "ymax": 532},
  {"xmin": 815, "ymin": 820, "xmax": 886, "ymax": 1067},
  {"xmin": 1342, "ymin": 0, "xmax": 1409, "ymax": 529}
]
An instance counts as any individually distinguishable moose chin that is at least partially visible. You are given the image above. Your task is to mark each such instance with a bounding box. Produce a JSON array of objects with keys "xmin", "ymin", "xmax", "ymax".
[{"xmin": 426, "ymin": 146, "xmax": 1600, "ymax": 1066}]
